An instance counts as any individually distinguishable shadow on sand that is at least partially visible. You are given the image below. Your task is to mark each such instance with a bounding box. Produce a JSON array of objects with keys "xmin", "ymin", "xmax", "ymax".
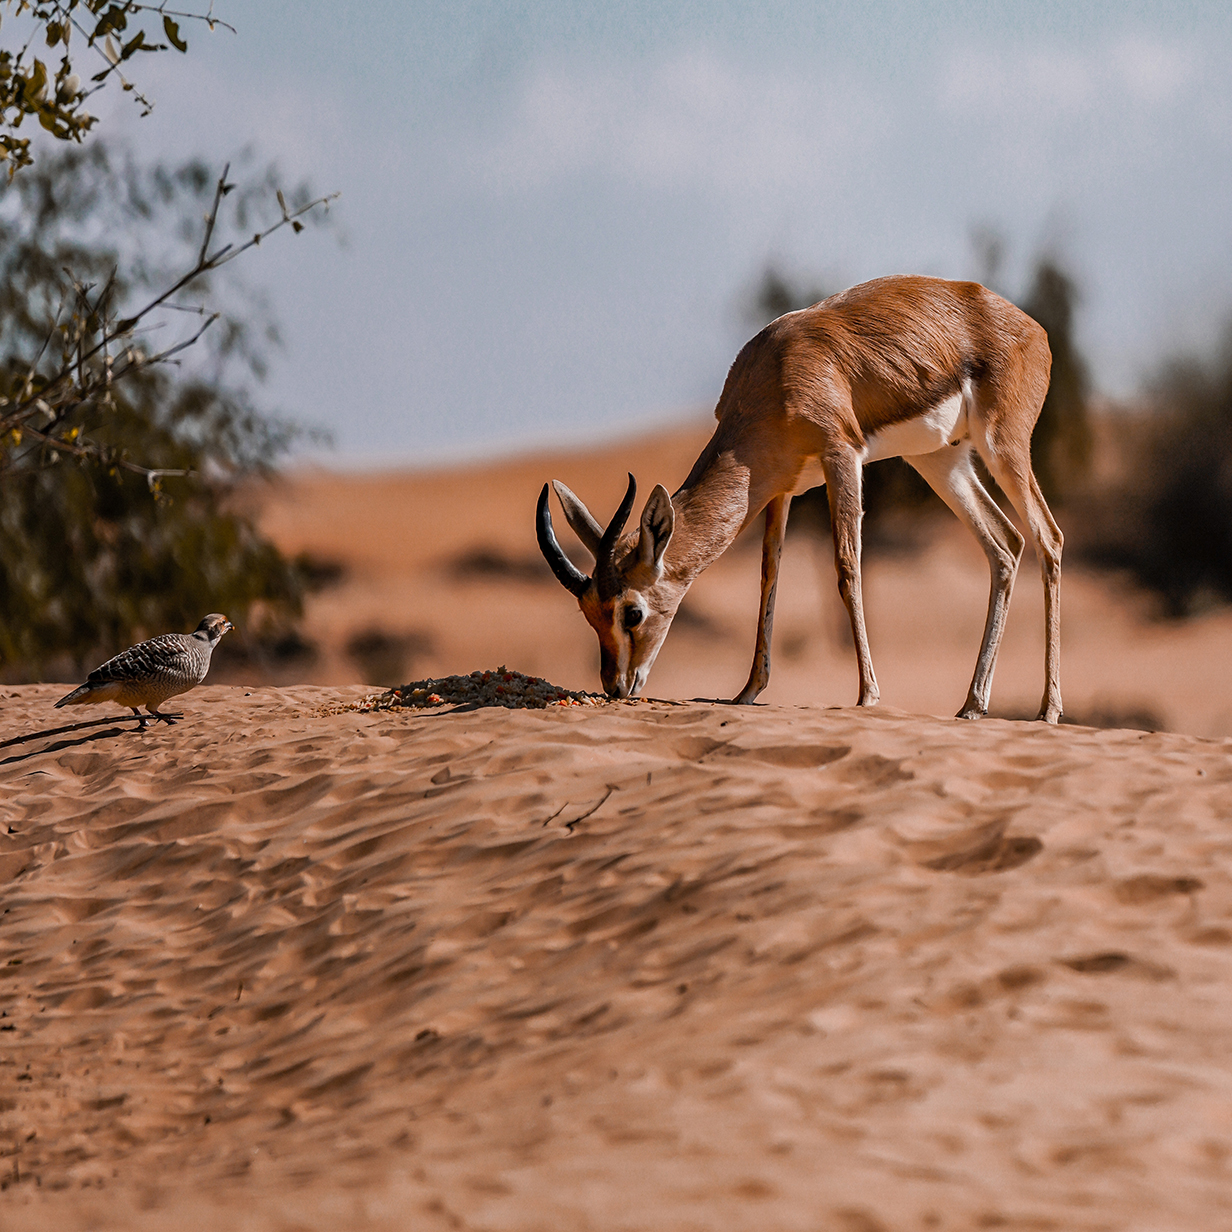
[{"xmin": 0, "ymin": 711, "xmax": 183, "ymax": 768}]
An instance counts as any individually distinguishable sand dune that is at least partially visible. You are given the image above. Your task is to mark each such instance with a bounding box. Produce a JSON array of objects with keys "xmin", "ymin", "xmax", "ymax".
[{"xmin": 3, "ymin": 683, "xmax": 1232, "ymax": 1230}]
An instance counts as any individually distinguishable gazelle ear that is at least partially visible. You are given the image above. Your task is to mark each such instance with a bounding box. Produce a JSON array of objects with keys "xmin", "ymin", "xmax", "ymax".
[
  {"xmin": 551, "ymin": 481, "xmax": 603, "ymax": 558},
  {"xmin": 638, "ymin": 484, "xmax": 674, "ymax": 574}
]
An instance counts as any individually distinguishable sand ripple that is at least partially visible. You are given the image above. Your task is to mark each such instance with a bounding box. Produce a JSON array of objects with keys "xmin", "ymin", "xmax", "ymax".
[{"xmin": 2, "ymin": 685, "xmax": 1232, "ymax": 1230}]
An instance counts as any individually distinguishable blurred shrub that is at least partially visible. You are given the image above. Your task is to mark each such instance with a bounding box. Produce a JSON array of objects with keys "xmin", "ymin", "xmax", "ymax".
[
  {"xmin": 750, "ymin": 266, "xmax": 831, "ymax": 324},
  {"xmin": 449, "ymin": 545, "xmax": 552, "ymax": 582},
  {"xmin": 346, "ymin": 627, "xmax": 434, "ymax": 686},
  {"xmin": 0, "ymin": 144, "xmax": 324, "ymax": 679},
  {"xmin": 1081, "ymin": 331, "xmax": 1232, "ymax": 617}
]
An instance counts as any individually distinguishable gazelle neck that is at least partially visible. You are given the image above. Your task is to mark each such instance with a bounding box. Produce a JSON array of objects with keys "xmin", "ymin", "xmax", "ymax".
[{"xmin": 665, "ymin": 448, "xmax": 753, "ymax": 585}]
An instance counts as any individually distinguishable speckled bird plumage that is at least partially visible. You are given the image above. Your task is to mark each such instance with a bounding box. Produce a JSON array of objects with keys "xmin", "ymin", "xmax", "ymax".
[{"xmin": 55, "ymin": 614, "xmax": 233, "ymax": 728}]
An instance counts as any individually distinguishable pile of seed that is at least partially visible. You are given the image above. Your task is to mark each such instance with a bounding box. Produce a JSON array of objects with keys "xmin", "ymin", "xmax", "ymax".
[{"xmin": 356, "ymin": 667, "xmax": 608, "ymax": 711}]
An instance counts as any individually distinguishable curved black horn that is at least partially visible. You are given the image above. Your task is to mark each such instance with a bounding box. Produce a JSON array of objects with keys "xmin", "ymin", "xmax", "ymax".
[
  {"xmin": 537, "ymin": 483, "xmax": 590, "ymax": 597},
  {"xmin": 597, "ymin": 473, "xmax": 638, "ymax": 572}
]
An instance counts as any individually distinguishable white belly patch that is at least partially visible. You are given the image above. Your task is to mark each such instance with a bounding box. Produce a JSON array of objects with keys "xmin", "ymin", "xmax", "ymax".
[
  {"xmin": 788, "ymin": 383, "xmax": 972, "ymax": 494},
  {"xmin": 863, "ymin": 388, "xmax": 969, "ymax": 462},
  {"xmin": 791, "ymin": 456, "xmax": 828, "ymax": 495}
]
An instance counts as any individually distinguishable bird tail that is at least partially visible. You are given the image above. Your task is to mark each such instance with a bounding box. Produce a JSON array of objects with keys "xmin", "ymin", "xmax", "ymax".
[{"xmin": 55, "ymin": 682, "xmax": 112, "ymax": 708}]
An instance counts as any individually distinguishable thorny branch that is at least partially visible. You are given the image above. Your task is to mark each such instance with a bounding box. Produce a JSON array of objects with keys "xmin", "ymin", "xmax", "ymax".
[{"xmin": 0, "ymin": 164, "xmax": 338, "ymax": 488}]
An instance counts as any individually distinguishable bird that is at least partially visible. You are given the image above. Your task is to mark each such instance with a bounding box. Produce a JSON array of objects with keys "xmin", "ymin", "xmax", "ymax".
[{"xmin": 54, "ymin": 614, "xmax": 234, "ymax": 729}]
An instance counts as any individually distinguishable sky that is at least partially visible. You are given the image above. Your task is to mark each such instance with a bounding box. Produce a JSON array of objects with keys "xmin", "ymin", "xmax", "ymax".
[{"xmin": 41, "ymin": 0, "xmax": 1232, "ymax": 464}]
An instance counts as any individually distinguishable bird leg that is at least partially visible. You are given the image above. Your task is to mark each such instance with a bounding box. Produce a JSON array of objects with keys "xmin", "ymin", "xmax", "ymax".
[{"xmin": 146, "ymin": 707, "xmax": 180, "ymax": 726}]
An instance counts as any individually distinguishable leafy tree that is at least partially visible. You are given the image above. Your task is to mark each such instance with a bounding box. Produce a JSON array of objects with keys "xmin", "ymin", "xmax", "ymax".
[
  {"xmin": 1, "ymin": 0, "xmax": 225, "ymax": 172},
  {"xmin": 0, "ymin": 143, "xmax": 331, "ymax": 678}
]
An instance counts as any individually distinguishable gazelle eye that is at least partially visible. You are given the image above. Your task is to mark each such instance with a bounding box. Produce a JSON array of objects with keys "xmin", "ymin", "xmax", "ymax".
[{"xmin": 624, "ymin": 606, "xmax": 644, "ymax": 630}]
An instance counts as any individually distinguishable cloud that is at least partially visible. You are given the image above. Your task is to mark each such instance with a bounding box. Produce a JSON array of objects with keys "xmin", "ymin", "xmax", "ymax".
[
  {"xmin": 937, "ymin": 32, "xmax": 1199, "ymax": 117},
  {"xmin": 468, "ymin": 49, "xmax": 881, "ymax": 198},
  {"xmin": 84, "ymin": 46, "xmax": 354, "ymax": 184},
  {"xmin": 1110, "ymin": 35, "xmax": 1194, "ymax": 103},
  {"xmin": 42, "ymin": 17, "xmax": 1232, "ymax": 454}
]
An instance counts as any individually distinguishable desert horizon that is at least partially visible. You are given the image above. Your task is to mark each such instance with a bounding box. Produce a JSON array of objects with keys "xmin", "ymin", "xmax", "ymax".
[{"xmin": 237, "ymin": 421, "xmax": 1232, "ymax": 739}]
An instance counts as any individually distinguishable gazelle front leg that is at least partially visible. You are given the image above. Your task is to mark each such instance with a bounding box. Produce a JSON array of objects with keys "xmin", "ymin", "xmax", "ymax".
[
  {"xmin": 734, "ymin": 494, "xmax": 791, "ymax": 704},
  {"xmin": 823, "ymin": 448, "xmax": 879, "ymax": 707}
]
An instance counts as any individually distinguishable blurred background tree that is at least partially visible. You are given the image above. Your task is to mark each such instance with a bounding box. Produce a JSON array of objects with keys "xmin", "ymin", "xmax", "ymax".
[
  {"xmin": 1081, "ymin": 332, "xmax": 1232, "ymax": 617},
  {"xmin": 1020, "ymin": 259, "xmax": 1094, "ymax": 501},
  {"xmin": 0, "ymin": 143, "xmax": 329, "ymax": 679},
  {"xmin": 0, "ymin": 3, "xmax": 340, "ymax": 682}
]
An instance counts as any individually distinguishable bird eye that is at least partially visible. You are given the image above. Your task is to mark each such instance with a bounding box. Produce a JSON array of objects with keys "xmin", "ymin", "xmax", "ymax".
[{"xmin": 624, "ymin": 606, "xmax": 644, "ymax": 630}]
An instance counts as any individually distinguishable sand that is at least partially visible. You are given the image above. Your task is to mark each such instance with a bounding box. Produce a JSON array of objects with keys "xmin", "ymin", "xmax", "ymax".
[
  {"xmin": 4, "ymin": 683, "xmax": 1232, "ymax": 1231},
  {"xmin": 7, "ymin": 424, "xmax": 1232, "ymax": 1229}
]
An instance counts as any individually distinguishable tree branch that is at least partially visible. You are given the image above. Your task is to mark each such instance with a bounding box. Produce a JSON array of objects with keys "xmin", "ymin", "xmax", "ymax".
[{"xmin": 0, "ymin": 164, "xmax": 338, "ymax": 478}]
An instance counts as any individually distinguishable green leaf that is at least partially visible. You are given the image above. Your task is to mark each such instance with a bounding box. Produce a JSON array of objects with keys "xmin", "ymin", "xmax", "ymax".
[{"xmin": 163, "ymin": 16, "xmax": 187, "ymax": 53}]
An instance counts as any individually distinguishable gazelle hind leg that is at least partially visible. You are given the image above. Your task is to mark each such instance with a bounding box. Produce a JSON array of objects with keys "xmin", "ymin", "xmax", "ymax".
[
  {"xmin": 734, "ymin": 494, "xmax": 791, "ymax": 704},
  {"xmin": 822, "ymin": 447, "xmax": 879, "ymax": 707},
  {"xmin": 971, "ymin": 422, "xmax": 1064, "ymax": 723},
  {"xmin": 906, "ymin": 446, "xmax": 1025, "ymax": 718}
]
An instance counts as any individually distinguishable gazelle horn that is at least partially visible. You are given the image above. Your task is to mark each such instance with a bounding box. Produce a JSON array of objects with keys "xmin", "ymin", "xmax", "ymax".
[
  {"xmin": 537, "ymin": 483, "xmax": 590, "ymax": 596},
  {"xmin": 596, "ymin": 473, "xmax": 637, "ymax": 596}
]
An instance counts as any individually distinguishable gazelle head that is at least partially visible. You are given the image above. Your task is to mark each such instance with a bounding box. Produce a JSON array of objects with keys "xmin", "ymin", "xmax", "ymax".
[{"xmin": 537, "ymin": 473, "xmax": 681, "ymax": 698}]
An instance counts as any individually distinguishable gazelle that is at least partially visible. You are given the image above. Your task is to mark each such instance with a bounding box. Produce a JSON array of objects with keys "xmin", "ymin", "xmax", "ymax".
[{"xmin": 537, "ymin": 275, "xmax": 1063, "ymax": 722}]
